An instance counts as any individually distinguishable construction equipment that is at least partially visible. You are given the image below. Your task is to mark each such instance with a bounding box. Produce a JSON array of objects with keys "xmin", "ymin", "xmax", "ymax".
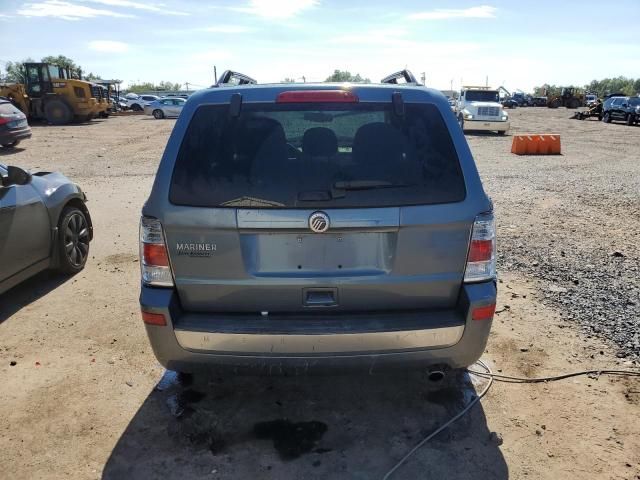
[
  {"xmin": 0, "ymin": 63, "xmax": 97, "ymax": 125},
  {"xmin": 546, "ymin": 87, "xmax": 584, "ymax": 109},
  {"xmin": 571, "ymin": 99, "xmax": 603, "ymax": 121}
]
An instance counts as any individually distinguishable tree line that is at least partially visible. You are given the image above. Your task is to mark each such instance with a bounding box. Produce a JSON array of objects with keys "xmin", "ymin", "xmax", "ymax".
[{"xmin": 534, "ymin": 77, "xmax": 640, "ymax": 98}]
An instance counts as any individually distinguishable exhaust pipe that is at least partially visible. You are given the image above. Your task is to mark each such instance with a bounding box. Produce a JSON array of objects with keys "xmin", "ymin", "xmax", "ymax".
[{"xmin": 427, "ymin": 370, "xmax": 446, "ymax": 383}]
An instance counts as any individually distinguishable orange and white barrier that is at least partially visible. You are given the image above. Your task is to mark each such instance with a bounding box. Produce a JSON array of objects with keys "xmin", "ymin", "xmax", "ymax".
[{"xmin": 511, "ymin": 134, "xmax": 561, "ymax": 155}]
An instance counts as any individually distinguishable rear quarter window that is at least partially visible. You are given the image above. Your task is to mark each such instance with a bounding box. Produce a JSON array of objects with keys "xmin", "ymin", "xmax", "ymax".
[{"xmin": 169, "ymin": 101, "xmax": 466, "ymax": 209}]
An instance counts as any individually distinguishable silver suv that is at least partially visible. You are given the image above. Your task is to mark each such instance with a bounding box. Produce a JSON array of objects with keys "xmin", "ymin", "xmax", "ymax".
[{"xmin": 139, "ymin": 70, "xmax": 497, "ymax": 374}]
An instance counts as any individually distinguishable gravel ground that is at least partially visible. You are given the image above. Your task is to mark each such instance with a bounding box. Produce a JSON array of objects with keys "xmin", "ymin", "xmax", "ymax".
[
  {"xmin": 0, "ymin": 109, "xmax": 639, "ymax": 480},
  {"xmin": 468, "ymin": 110, "xmax": 640, "ymax": 360}
]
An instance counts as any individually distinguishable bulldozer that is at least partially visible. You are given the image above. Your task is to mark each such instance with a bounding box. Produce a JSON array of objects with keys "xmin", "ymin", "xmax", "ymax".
[
  {"xmin": 546, "ymin": 87, "xmax": 584, "ymax": 109},
  {"xmin": 0, "ymin": 63, "xmax": 98, "ymax": 125}
]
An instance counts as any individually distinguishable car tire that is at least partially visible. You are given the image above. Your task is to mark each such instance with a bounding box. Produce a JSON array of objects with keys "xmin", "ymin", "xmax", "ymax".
[
  {"xmin": 56, "ymin": 206, "xmax": 90, "ymax": 274},
  {"xmin": 1, "ymin": 140, "xmax": 20, "ymax": 148},
  {"xmin": 458, "ymin": 114, "xmax": 464, "ymax": 130},
  {"xmin": 153, "ymin": 109, "xmax": 164, "ymax": 119},
  {"xmin": 498, "ymin": 130, "xmax": 507, "ymax": 135},
  {"xmin": 603, "ymin": 112, "xmax": 611, "ymax": 123},
  {"xmin": 626, "ymin": 114, "xmax": 634, "ymax": 126},
  {"xmin": 131, "ymin": 104, "xmax": 143, "ymax": 112},
  {"xmin": 44, "ymin": 99, "xmax": 73, "ymax": 125}
]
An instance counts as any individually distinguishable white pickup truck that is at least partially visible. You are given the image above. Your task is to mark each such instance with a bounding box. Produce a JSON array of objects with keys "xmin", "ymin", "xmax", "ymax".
[{"xmin": 456, "ymin": 86, "xmax": 510, "ymax": 134}]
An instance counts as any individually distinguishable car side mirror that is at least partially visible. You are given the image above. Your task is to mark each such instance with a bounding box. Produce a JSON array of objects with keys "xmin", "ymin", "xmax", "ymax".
[{"xmin": 6, "ymin": 166, "xmax": 32, "ymax": 186}]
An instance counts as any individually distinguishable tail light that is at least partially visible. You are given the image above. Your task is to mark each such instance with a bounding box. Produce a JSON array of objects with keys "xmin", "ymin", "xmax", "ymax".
[
  {"xmin": 140, "ymin": 216, "xmax": 173, "ymax": 287},
  {"xmin": 464, "ymin": 212, "xmax": 496, "ymax": 283}
]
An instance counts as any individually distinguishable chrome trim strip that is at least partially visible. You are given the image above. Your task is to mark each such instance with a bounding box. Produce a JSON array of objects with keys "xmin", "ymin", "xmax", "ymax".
[{"xmin": 175, "ymin": 325, "xmax": 464, "ymax": 354}]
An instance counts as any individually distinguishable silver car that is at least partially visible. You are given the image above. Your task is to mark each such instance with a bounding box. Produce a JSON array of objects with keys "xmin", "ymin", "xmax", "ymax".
[{"xmin": 145, "ymin": 98, "xmax": 186, "ymax": 119}]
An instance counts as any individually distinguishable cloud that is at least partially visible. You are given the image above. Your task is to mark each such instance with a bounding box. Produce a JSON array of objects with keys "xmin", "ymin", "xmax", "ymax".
[
  {"xmin": 409, "ymin": 5, "xmax": 497, "ymax": 20},
  {"xmin": 17, "ymin": 0, "xmax": 134, "ymax": 20},
  {"xmin": 203, "ymin": 25, "xmax": 252, "ymax": 33},
  {"xmin": 81, "ymin": 0, "xmax": 189, "ymax": 16},
  {"xmin": 235, "ymin": 0, "xmax": 318, "ymax": 19},
  {"xmin": 88, "ymin": 40, "xmax": 129, "ymax": 53}
]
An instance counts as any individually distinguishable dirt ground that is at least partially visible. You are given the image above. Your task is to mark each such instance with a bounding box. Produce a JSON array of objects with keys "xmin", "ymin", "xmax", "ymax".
[{"xmin": 1, "ymin": 109, "xmax": 639, "ymax": 480}]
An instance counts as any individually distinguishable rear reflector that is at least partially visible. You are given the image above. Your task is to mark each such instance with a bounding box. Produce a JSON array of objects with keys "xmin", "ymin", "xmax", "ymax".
[
  {"xmin": 141, "ymin": 310, "xmax": 167, "ymax": 326},
  {"xmin": 276, "ymin": 90, "xmax": 359, "ymax": 103},
  {"xmin": 472, "ymin": 303, "xmax": 496, "ymax": 321}
]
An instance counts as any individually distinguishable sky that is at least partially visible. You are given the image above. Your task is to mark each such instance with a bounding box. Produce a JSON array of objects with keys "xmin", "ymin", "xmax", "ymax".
[{"xmin": 1, "ymin": 0, "xmax": 639, "ymax": 92}]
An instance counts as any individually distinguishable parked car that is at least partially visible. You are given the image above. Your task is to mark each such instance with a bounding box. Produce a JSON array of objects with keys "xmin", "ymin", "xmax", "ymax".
[
  {"xmin": 144, "ymin": 97, "xmax": 186, "ymax": 119},
  {"xmin": 139, "ymin": 70, "xmax": 497, "ymax": 376},
  {"xmin": 0, "ymin": 98, "xmax": 32, "ymax": 148},
  {"xmin": 0, "ymin": 163, "xmax": 93, "ymax": 294},
  {"xmin": 532, "ymin": 96, "xmax": 548, "ymax": 107},
  {"xmin": 127, "ymin": 95, "xmax": 159, "ymax": 111},
  {"xmin": 602, "ymin": 96, "xmax": 640, "ymax": 125},
  {"xmin": 502, "ymin": 98, "xmax": 518, "ymax": 109}
]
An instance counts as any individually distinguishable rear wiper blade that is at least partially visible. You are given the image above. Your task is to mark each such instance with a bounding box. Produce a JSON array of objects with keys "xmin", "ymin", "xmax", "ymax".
[{"xmin": 332, "ymin": 180, "xmax": 414, "ymax": 191}]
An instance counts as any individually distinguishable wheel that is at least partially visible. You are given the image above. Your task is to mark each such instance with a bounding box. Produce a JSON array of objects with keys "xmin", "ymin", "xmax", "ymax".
[
  {"xmin": 153, "ymin": 109, "xmax": 164, "ymax": 119},
  {"xmin": 131, "ymin": 103, "xmax": 142, "ymax": 112},
  {"xmin": 603, "ymin": 112, "xmax": 611, "ymax": 123},
  {"xmin": 458, "ymin": 114, "xmax": 464, "ymax": 130},
  {"xmin": 498, "ymin": 130, "xmax": 507, "ymax": 135},
  {"xmin": 56, "ymin": 206, "xmax": 90, "ymax": 274},
  {"xmin": 1, "ymin": 140, "xmax": 20, "ymax": 148},
  {"xmin": 626, "ymin": 114, "xmax": 634, "ymax": 126},
  {"xmin": 44, "ymin": 99, "xmax": 73, "ymax": 125}
]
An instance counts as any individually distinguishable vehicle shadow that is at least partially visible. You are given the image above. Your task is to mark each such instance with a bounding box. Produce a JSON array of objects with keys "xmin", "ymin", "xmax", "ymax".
[
  {"xmin": 103, "ymin": 370, "xmax": 508, "ymax": 479},
  {"xmin": 0, "ymin": 270, "xmax": 71, "ymax": 324},
  {"xmin": 29, "ymin": 120, "xmax": 105, "ymax": 128},
  {"xmin": 0, "ymin": 146, "xmax": 26, "ymax": 156}
]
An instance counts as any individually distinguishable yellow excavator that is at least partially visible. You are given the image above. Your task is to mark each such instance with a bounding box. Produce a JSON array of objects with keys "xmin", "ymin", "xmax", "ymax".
[
  {"xmin": 0, "ymin": 63, "xmax": 97, "ymax": 124},
  {"xmin": 546, "ymin": 87, "xmax": 584, "ymax": 109}
]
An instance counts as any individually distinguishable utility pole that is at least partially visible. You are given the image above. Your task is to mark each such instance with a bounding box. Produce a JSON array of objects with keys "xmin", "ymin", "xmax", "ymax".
[
  {"xmin": 185, "ymin": 82, "xmax": 190, "ymax": 92},
  {"xmin": 420, "ymin": 72, "xmax": 426, "ymax": 85},
  {"xmin": 486, "ymin": 75, "xmax": 488, "ymax": 87},
  {"xmin": 214, "ymin": 66, "xmax": 217, "ymax": 84}
]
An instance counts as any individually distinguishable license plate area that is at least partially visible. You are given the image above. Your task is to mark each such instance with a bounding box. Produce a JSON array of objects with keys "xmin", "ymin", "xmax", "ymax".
[
  {"xmin": 8, "ymin": 119, "xmax": 27, "ymax": 129},
  {"xmin": 240, "ymin": 232, "xmax": 395, "ymax": 276}
]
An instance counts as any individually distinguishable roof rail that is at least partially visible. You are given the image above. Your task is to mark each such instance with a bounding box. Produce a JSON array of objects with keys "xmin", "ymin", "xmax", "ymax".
[
  {"xmin": 215, "ymin": 70, "xmax": 257, "ymax": 87},
  {"xmin": 381, "ymin": 69, "xmax": 419, "ymax": 85}
]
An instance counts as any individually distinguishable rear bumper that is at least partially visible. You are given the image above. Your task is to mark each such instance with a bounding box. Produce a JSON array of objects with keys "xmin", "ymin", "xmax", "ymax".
[
  {"xmin": 463, "ymin": 119, "xmax": 510, "ymax": 132},
  {"xmin": 140, "ymin": 282, "xmax": 496, "ymax": 373},
  {"xmin": 0, "ymin": 127, "xmax": 32, "ymax": 144}
]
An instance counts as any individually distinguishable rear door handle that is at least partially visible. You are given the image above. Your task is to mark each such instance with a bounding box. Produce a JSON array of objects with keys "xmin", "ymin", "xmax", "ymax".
[{"xmin": 303, "ymin": 288, "xmax": 338, "ymax": 307}]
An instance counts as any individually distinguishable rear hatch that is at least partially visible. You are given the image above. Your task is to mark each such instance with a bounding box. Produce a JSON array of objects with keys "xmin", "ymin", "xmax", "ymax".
[{"xmin": 164, "ymin": 92, "xmax": 473, "ymax": 313}]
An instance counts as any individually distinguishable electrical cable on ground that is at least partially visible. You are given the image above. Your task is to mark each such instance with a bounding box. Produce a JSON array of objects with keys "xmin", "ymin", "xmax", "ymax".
[
  {"xmin": 382, "ymin": 360, "xmax": 494, "ymax": 480},
  {"xmin": 382, "ymin": 359, "xmax": 640, "ymax": 479}
]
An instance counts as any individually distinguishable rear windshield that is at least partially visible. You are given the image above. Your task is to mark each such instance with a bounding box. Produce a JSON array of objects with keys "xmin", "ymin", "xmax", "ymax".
[{"xmin": 170, "ymin": 102, "xmax": 465, "ymax": 208}]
